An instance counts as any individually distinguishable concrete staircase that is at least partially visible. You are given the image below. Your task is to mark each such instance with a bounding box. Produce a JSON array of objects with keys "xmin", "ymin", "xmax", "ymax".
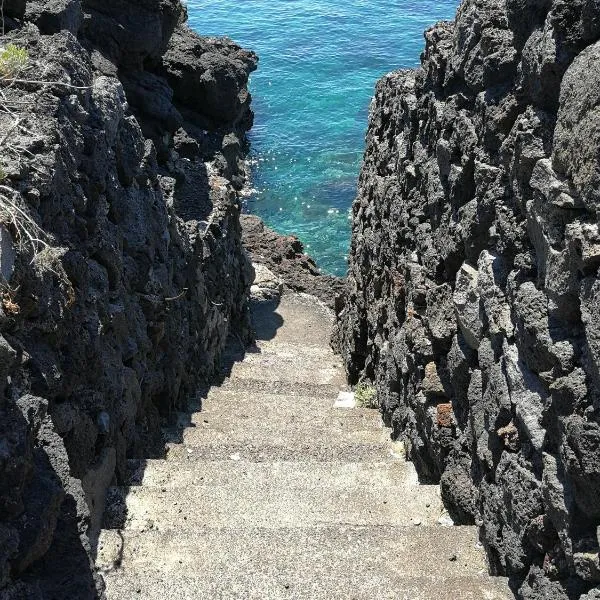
[{"xmin": 96, "ymin": 292, "xmax": 513, "ymax": 599}]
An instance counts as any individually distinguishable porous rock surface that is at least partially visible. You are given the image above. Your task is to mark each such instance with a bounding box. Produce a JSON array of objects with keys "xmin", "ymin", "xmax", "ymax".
[
  {"xmin": 241, "ymin": 214, "xmax": 345, "ymax": 309},
  {"xmin": 0, "ymin": 1, "xmax": 256, "ymax": 597},
  {"xmin": 335, "ymin": 0, "xmax": 600, "ymax": 597}
]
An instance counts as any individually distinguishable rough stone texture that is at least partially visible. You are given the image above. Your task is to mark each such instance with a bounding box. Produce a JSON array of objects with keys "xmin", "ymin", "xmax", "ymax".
[
  {"xmin": 335, "ymin": 1, "xmax": 600, "ymax": 597},
  {"xmin": 155, "ymin": 26, "xmax": 258, "ymax": 130},
  {"xmin": 249, "ymin": 263, "xmax": 283, "ymax": 302},
  {"xmin": 95, "ymin": 291, "xmax": 512, "ymax": 599},
  {"xmin": 0, "ymin": 2, "xmax": 256, "ymax": 598},
  {"xmin": 241, "ymin": 214, "xmax": 345, "ymax": 309}
]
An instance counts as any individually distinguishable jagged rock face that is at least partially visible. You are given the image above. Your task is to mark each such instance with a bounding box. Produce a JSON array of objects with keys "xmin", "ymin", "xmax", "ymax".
[
  {"xmin": 0, "ymin": 2, "xmax": 256, "ymax": 598},
  {"xmin": 241, "ymin": 215, "xmax": 345, "ymax": 309},
  {"xmin": 81, "ymin": 0, "xmax": 185, "ymax": 69},
  {"xmin": 156, "ymin": 27, "xmax": 258, "ymax": 129},
  {"xmin": 335, "ymin": 0, "xmax": 600, "ymax": 596}
]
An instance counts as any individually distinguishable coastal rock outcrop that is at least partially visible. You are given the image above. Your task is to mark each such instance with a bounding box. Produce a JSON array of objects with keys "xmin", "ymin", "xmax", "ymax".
[
  {"xmin": 0, "ymin": 1, "xmax": 256, "ymax": 598},
  {"xmin": 335, "ymin": 0, "xmax": 600, "ymax": 597},
  {"xmin": 241, "ymin": 214, "xmax": 345, "ymax": 309}
]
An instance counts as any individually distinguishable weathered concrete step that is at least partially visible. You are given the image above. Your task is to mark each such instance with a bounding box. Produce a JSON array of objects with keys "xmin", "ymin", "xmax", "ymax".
[
  {"xmin": 125, "ymin": 459, "xmax": 417, "ymax": 489},
  {"xmin": 106, "ymin": 479, "xmax": 442, "ymax": 529},
  {"xmin": 182, "ymin": 407, "xmax": 379, "ymax": 429},
  {"xmin": 168, "ymin": 413, "xmax": 383, "ymax": 443},
  {"xmin": 97, "ymin": 526, "xmax": 512, "ymax": 599},
  {"xmin": 250, "ymin": 294, "xmax": 334, "ymax": 348},
  {"xmin": 101, "ymin": 572, "xmax": 512, "ymax": 600},
  {"xmin": 226, "ymin": 341, "xmax": 340, "ymax": 362},
  {"xmin": 166, "ymin": 439, "xmax": 400, "ymax": 462},
  {"xmin": 209, "ymin": 378, "xmax": 345, "ymax": 398},
  {"xmin": 164, "ymin": 399, "xmax": 385, "ymax": 448},
  {"xmin": 221, "ymin": 343, "xmax": 345, "ymax": 386},
  {"xmin": 223, "ymin": 341, "xmax": 339, "ymax": 363},
  {"xmin": 181, "ymin": 393, "xmax": 378, "ymax": 427},
  {"xmin": 164, "ymin": 418, "xmax": 388, "ymax": 448}
]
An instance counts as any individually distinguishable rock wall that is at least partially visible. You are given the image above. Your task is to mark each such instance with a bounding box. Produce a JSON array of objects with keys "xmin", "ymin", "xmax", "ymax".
[
  {"xmin": 0, "ymin": 1, "xmax": 256, "ymax": 598},
  {"xmin": 335, "ymin": 1, "xmax": 600, "ymax": 597}
]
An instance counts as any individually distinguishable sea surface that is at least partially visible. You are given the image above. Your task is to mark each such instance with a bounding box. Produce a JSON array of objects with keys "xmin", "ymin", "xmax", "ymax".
[{"xmin": 187, "ymin": 1, "xmax": 458, "ymax": 276}]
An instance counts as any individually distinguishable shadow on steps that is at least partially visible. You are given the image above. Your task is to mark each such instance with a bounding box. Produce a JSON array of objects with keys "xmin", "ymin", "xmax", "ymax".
[
  {"xmin": 100, "ymin": 296, "xmax": 284, "ymax": 535},
  {"xmin": 248, "ymin": 298, "xmax": 285, "ymax": 342}
]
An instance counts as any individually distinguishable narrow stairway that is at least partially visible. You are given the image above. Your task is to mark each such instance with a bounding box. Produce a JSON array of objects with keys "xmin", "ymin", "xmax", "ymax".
[{"xmin": 96, "ymin": 291, "xmax": 513, "ymax": 599}]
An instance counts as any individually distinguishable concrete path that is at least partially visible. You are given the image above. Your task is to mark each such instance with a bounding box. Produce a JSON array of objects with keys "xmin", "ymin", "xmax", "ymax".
[{"xmin": 96, "ymin": 292, "xmax": 513, "ymax": 599}]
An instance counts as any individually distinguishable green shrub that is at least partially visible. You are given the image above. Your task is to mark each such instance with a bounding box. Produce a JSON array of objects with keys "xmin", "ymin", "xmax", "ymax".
[
  {"xmin": 0, "ymin": 44, "xmax": 29, "ymax": 78},
  {"xmin": 355, "ymin": 382, "xmax": 378, "ymax": 409}
]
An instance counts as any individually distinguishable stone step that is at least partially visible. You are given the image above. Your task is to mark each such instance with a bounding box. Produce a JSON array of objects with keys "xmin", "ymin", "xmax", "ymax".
[
  {"xmin": 208, "ymin": 378, "xmax": 345, "ymax": 398},
  {"xmin": 223, "ymin": 341, "xmax": 339, "ymax": 364},
  {"xmin": 221, "ymin": 342, "xmax": 346, "ymax": 386},
  {"xmin": 164, "ymin": 397, "xmax": 386, "ymax": 446},
  {"xmin": 182, "ymin": 391, "xmax": 376, "ymax": 424},
  {"xmin": 164, "ymin": 418, "xmax": 389, "ymax": 449},
  {"xmin": 178, "ymin": 407, "xmax": 379, "ymax": 430},
  {"xmin": 105, "ymin": 476, "xmax": 443, "ymax": 529},
  {"xmin": 250, "ymin": 294, "xmax": 334, "ymax": 348},
  {"xmin": 101, "ymin": 572, "xmax": 512, "ymax": 600},
  {"xmin": 98, "ymin": 526, "xmax": 512, "ymax": 600},
  {"xmin": 125, "ymin": 458, "xmax": 416, "ymax": 489},
  {"xmin": 166, "ymin": 415, "xmax": 384, "ymax": 446},
  {"xmin": 165, "ymin": 439, "xmax": 401, "ymax": 462}
]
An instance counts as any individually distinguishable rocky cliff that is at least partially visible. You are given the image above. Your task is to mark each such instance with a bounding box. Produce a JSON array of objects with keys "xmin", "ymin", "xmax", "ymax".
[
  {"xmin": 335, "ymin": 1, "xmax": 600, "ymax": 598},
  {"xmin": 0, "ymin": 1, "xmax": 256, "ymax": 598},
  {"xmin": 241, "ymin": 214, "xmax": 345, "ymax": 309}
]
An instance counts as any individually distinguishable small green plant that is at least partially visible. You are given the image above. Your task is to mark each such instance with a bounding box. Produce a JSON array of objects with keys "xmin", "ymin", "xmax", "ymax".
[
  {"xmin": 355, "ymin": 382, "xmax": 378, "ymax": 409},
  {"xmin": 0, "ymin": 44, "xmax": 29, "ymax": 78}
]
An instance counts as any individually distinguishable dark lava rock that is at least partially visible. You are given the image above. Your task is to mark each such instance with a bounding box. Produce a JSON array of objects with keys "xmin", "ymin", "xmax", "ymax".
[
  {"xmin": 25, "ymin": 0, "xmax": 83, "ymax": 35},
  {"xmin": 81, "ymin": 0, "xmax": 185, "ymax": 70},
  {"xmin": 241, "ymin": 214, "xmax": 345, "ymax": 310},
  {"xmin": 334, "ymin": 0, "xmax": 600, "ymax": 596},
  {"xmin": 156, "ymin": 24, "xmax": 258, "ymax": 129},
  {"xmin": 0, "ymin": 1, "xmax": 256, "ymax": 597}
]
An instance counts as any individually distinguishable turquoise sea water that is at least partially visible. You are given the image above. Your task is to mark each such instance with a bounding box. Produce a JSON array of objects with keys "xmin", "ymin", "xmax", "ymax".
[{"xmin": 187, "ymin": 1, "xmax": 458, "ymax": 276}]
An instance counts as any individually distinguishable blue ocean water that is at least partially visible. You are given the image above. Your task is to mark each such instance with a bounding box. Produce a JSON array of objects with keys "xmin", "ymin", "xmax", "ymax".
[{"xmin": 187, "ymin": 1, "xmax": 458, "ymax": 276}]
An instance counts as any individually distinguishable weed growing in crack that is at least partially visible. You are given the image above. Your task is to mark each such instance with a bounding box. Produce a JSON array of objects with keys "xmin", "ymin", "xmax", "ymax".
[
  {"xmin": 0, "ymin": 44, "xmax": 28, "ymax": 78},
  {"xmin": 0, "ymin": 185, "xmax": 49, "ymax": 257},
  {"xmin": 355, "ymin": 382, "xmax": 378, "ymax": 409}
]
